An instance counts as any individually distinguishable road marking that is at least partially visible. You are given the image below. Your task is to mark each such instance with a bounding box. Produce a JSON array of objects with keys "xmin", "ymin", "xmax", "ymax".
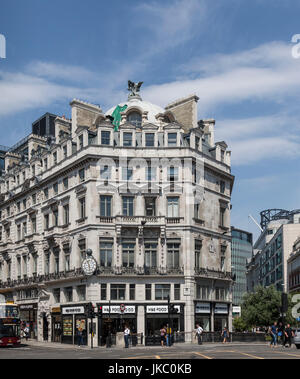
[
  {"xmin": 231, "ymin": 350, "xmax": 264, "ymax": 359},
  {"xmin": 194, "ymin": 352, "xmax": 213, "ymax": 359},
  {"xmin": 124, "ymin": 355, "xmax": 157, "ymax": 360},
  {"xmin": 272, "ymin": 350, "xmax": 300, "ymax": 358}
]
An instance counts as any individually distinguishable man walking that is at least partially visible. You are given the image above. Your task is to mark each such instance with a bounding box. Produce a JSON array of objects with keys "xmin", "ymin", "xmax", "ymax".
[
  {"xmin": 166, "ymin": 324, "xmax": 172, "ymax": 347},
  {"xmin": 77, "ymin": 328, "xmax": 84, "ymax": 347},
  {"xmin": 124, "ymin": 325, "xmax": 130, "ymax": 348},
  {"xmin": 24, "ymin": 325, "xmax": 30, "ymax": 341},
  {"xmin": 195, "ymin": 323, "xmax": 203, "ymax": 345},
  {"xmin": 284, "ymin": 324, "xmax": 294, "ymax": 348},
  {"xmin": 278, "ymin": 322, "xmax": 285, "ymax": 347}
]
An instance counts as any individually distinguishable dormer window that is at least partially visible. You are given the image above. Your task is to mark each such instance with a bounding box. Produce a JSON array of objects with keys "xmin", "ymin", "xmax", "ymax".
[
  {"xmin": 127, "ymin": 111, "xmax": 142, "ymax": 127},
  {"xmin": 79, "ymin": 135, "xmax": 84, "ymax": 149},
  {"xmin": 101, "ymin": 131, "xmax": 111, "ymax": 145},
  {"xmin": 63, "ymin": 145, "xmax": 67, "ymax": 159},
  {"xmin": 123, "ymin": 132, "xmax": 133, "ymax": 147},
  {"xmin": 168, "ymin": 133, "xmax": 177, "ymax": 147},
  {"xmin": 145, "ymin": 133, "xmax": 155, "ymax": 147},
  {"xmin": 221, "ymin": 149, "xmax": 225, "ymax": 163},
  {"xmin": 53, "ymin": 152, "xmax": 57, "ymax": 165}
]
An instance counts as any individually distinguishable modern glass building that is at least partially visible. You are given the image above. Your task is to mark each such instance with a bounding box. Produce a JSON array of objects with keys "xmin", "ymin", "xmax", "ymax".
[{"xmin": 231, "ymin": 227, "xmax": 253, "ymax": 306}]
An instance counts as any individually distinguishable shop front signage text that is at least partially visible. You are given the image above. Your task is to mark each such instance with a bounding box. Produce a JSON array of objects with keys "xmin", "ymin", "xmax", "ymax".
[
  {"xmin": 102, "ymin": 306, "xmax": 136, "ymax": 314},
  {"xmin": 146, "ymin": 305, "xmax": 180, "ymax": 314},
  {"xmin": 20, "ymin": 304, "xmax": 37, "ymax": 310},
  {"xmin": 62, "ymin": 307, "xmax": 85, "ymax": 315},
  {"xmin": 195, "ymin": 303, "xmax": 210, "ymax": 314},
  {"xmin": 214, "ymin": 304, "xmax": 228, "ymax": 314}
]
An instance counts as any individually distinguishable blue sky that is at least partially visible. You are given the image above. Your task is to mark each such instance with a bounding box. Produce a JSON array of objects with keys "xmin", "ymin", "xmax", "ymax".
[{"xmin": 1, "ymin": 0, "xmax": 300, "ymax": 241}]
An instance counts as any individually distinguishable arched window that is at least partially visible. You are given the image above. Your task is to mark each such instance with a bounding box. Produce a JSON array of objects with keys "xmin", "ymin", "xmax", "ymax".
[{"xmin": 127, "ymin": 111, "xmax": 142, "ymax": 127}]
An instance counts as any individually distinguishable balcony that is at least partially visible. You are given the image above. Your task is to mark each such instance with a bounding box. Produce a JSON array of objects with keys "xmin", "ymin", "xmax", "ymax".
[
  {"xmin": 0, "ymin": 239, "xmax": 14, "ymax": 252},
  {"xmin": 25, "ymin": 233, "xmax": 40, "ymax": 244},
  {"xmin": 97, "ymin": 216, "xmax": 114, "ymax": 223},
  {"xmin": 44, "ymin": 269, "xmax": 84, "ymax": 281},
  {"xmin": 195, "ymin": 267, "xmax": 233, "ymax": 280},
  {"xmin": 44, "ymin": 227, "xmax": 61, "ymax": 238},
  {"xmin": 166, "ymin": 266, "xmax": 184, "ymax": 275},
  {"xmin": 166, "ymin": 217, "xmax": 183, "ymax": 224},
  {"xmin": 115, "ymin": 215, "xmax": 165, "ymax": 226},
  {"xmin": 94, "ymin": 265, "xmax": 183, "ymax": 276}
]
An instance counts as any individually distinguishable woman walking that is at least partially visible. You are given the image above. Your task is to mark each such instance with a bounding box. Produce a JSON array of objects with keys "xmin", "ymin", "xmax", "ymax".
[
  {"xmin": 160, "ymin": 325, "xmax": 166, "ymax": 347},
  {"xmin": 221, "ymin": 327, "xmax": 229, "ymax": 343},
  {"xmin": 269, "ymin": 322, "xmax": 278, "ymax": 348}
]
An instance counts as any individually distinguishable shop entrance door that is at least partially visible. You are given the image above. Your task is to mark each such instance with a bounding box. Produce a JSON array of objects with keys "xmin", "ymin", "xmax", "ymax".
[
  {"xmin": 43, "ymin": 314, "xmax": 49, "ymax": 341},
  {"xmin": 52, "ymin": 316, "xmax": 62, "ymax": 342},
  {"xmin": 98, "ymin": 316, "xmax": 137, "ymax": 346},
  {"xmin": 145, "ymin": 315, "xmax": 180, "ymax": 345},
  {"xmin": 214, "ymin": 316, "xmax": 228, "ymax": 332}
]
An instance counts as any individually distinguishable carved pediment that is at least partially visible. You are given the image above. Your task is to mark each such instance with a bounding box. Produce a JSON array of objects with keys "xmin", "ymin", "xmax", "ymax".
[{"xmin": 38, "ymin": 288, "xmax": 51, "ymax": 300}]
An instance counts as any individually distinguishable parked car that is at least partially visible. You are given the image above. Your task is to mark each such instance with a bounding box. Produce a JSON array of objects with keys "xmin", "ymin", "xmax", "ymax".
[{"xmin": 294, "ymin": 328, "xmax": 300, "ymax": 349}]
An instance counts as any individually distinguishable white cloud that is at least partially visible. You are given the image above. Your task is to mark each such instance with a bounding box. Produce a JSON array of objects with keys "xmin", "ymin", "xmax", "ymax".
[
  {"xmin": 0, "ymin": 70, "xmax": 99, "ymax": 117},
  {"xmin": 229, "ymin": 136, "xmax": 300, "ymax": 165},
  {"xmin": 26, "ymin": 61, "xmax": 95, "ymax": 83},
  {"xmin": 215, "ymin": 113, "xmax": 300, "ymax": 140},
  {"xmin": 142, "ymin": 41, "xmax": 300, "ymax": 113},
  {"xmin": 135, "ymin": 0, "xmax": 207, "ymax": 55},
  {"xmin": 2, "ymin": 39, "xmax": 300, "ymax": 168}
]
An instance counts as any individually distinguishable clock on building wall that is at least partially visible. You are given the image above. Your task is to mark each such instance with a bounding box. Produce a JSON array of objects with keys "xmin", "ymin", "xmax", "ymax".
[{"xmin": 81, "ymin": 249, "xmax": 97, "ymax": 276}]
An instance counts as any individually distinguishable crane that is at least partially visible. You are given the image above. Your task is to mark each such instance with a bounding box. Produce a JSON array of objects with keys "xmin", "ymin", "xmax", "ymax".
[{"xmin": 248, "ymin": 214, "xmax": 263, "ymax": 233}]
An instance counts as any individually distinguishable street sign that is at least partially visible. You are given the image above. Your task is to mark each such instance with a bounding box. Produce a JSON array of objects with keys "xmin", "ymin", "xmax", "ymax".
[{"xmin": 120, "ymin": 304, "xmax": 126, "ymax": 313}]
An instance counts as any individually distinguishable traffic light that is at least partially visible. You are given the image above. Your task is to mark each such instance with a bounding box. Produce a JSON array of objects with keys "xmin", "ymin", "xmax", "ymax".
[
  {"xmin": 281, "ymin": 292, "xmax": 288, "ymax": 313},
  {"xmin": 98, "ymin": 306, "xmax": 102, "ymax": 316},
  {"xmin": 86, "ymin": 302, "xmax": 95, "ymax": 318},
  {"xmin": 169, "ymin": 304, "xmax": 179, "ymax": 314}
]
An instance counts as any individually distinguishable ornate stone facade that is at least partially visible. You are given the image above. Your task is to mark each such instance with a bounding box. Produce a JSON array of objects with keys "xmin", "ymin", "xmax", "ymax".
[{"xmin": 0, "ymin": 87, "xmax": 234, "ymax": 345}]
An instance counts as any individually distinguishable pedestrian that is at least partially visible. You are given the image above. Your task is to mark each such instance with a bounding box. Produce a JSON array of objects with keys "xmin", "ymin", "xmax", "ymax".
[
  {"xmin": 124, "ymin": 325, "xmax": 130, "ymax": 348},
  {"xmin": 284, "ymin": 324, "xmax": 294, "ymax": 348},
  {"xmin": 166, "ymin": 324, "xmax": 172, "ymax": 347},
  {"xmin": 221, "ymin": 327, "xmax": 229, "ymax": 343},
  {"xmin": 160, "ymin": 325, "xmax": 166, "ymax": 347},
  {"xmin": 269, "ymin": 322, "xmax": 278, "ymax": 348},
  {"xmin": 77, "ymin": 328, "xmax": 84, "ymax": 347},
  {"xmin": 24, "ymin": 326, "xmax": 30, "ymax": 341},
  {"xmin": 195, "ymin": 323, "xmax": 203, "ymax": 345},
  {"xmin": 278, "ymin": 322, "xmax": 285, "ymax": 347}
]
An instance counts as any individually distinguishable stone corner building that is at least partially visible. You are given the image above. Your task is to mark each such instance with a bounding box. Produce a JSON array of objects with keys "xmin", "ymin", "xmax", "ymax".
[{"xmin": 0, "ymin": 84, "xmax": 234, "ymax": 346}]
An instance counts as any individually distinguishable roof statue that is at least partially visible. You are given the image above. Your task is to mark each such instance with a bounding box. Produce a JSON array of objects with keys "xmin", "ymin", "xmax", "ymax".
[{"xmin": 128, "ymin": 80, "xmax": 143, "ymax": 100}]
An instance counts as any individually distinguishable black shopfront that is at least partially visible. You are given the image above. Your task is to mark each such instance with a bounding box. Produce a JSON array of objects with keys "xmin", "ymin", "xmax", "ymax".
[
  {"xmin": 145, "ymin": 303, "xmax": 184, "ymax": 345},
  {"xmin": 60, "ymin": 304, "xmax": 88, "ymax": 345},
  {"xmin": 97, "ymin": 303, "xmax": 137, "ymax": 346},
  {"xmin": 51, "ymin": 307, "xmax": 62, "ymax": 342},
  {"xmin": 19, "ymin": 303, "xmax": 38, "ymax": 339}
]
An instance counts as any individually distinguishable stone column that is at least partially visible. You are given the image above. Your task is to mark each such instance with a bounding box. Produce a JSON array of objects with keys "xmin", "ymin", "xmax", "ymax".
[{"xmin": 137, "ymin": 305, "xmax": 145, "ymax": 345}]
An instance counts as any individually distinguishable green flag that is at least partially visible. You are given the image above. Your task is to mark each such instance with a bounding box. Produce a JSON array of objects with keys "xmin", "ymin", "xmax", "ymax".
[{"xmin": 111, "ymin": 104, "xmax": 128, "ymax": 131}]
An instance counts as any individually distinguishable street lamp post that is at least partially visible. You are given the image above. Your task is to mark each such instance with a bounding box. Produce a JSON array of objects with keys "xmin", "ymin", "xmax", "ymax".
[
  {"xmin": 167, "ymin": 295, "xmax": 170, "ymax": 347},
  {"xmin": 106, "ymin": 300, "xmax": 112, "ymax": 348}
]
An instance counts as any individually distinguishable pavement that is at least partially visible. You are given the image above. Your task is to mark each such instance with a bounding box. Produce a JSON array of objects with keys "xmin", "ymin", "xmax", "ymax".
[{"xmin": 1, "ymin": 339, "xmax": 300, "ymax": 359}]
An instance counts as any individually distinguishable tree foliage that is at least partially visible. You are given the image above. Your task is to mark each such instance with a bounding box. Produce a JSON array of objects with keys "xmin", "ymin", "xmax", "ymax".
[
  {"xmin": 232, "ymin": 317, "xmax": 248, "ymax": 332},
  {"xmin": 240, "ymin": 285, "xmax": 295, "ymax": 328}
]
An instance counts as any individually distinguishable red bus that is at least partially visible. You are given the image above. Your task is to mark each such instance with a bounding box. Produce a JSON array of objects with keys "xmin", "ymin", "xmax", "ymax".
[{"xmin": 0, "ymin": 303, "xmax": 21, "ymax": 347}]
